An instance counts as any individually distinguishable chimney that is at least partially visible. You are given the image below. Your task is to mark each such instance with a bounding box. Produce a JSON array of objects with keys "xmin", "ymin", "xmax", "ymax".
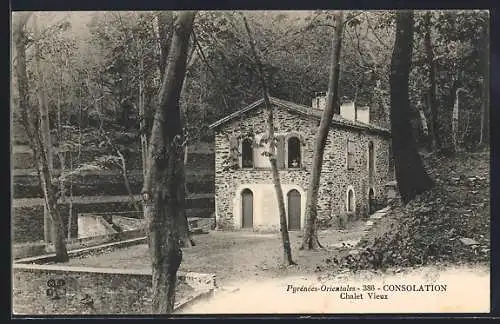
[
  {"xmin": 356, "ymin": 106, "xmax": 370, "ymax": 124},
  {"xmin": 340, "ymin": 102, "xmax": 356, "ymax": 121},
  {"xmin": 311, "ymin": 92, "xmax": 327, "ymax": 110}
]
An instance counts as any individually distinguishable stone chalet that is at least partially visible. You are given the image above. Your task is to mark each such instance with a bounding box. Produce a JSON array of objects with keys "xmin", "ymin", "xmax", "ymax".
[{"xmin": 208, "ymin": 95, "xmax": 395, "ymax": 231}]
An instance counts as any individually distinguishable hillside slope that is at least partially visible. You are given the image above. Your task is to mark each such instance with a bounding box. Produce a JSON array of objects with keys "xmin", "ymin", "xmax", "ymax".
[{"xmin": 331, "ymin": 151, "xmax": 490, "ymax": 271}]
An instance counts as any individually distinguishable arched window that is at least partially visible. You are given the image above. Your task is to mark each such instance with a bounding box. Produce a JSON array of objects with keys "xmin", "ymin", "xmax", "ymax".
[
  {"xmin": 347, "ymin": 189, "xmax": 355, "ymax": 212},
  {"xmin": 241, "ymin": 138, "xmax": 253, "ymax": 168},
  {"xmin": 287, "ymin": 136, "xmax": 301, "ymax": 168}
]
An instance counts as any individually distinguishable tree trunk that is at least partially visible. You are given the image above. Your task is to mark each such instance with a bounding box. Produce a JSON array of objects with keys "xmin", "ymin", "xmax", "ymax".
[
  {"xmin": 180, "ymin": 142, "xmax": 196, "ymax": 248},
  {"xmin": 157, "ymin": 10, "xmax": 195, "ymax": 248},
  {"xmin": 142, "ymin": 11, "xmax": 196, "ymax": 314},
  {"xmin": 67, "ymin": 152, "xmax": 74, "ymax": 240},
  {"xmin": 423, "ymin": 11, "xmax": 440, "ymax": 151},
  {"xmin": 56, "ymin": 66, "xmax": 71, "ymax": 239},
  {"xmin": 242, "ymin": 15, "xmax": 295, "ymax": 265},
  {"xmin": 451, "ymin": 87, "xmax": 466, "ymax": 153},
  {"xmin": 390, "ymin": 11, "xmax": 433, "ymax": 204},
  {"xmin": 32, "ymin": 14, "xmax": 56, "ymax": 243},
  {"xmin": 156, "ymin": 11, "xmax": 174, "ymax": 82},
  {"xmin": 57, "ymin": 68, "xmax": 66, "ymax": 203},
  {"xmin": 416, "ymin": 103, "xmax": 429, "ymax": 137},
  {"xmin": 117, "ymin": 150, "xmax": 140, "ymax": 212},
  {"xmin": 138, "ymin": 49, "xmax": 149, "ymax": 182},
  {"xmin": 14, "ymin": 23, "xmax": 69, "ymax": 262},
  {"xmin": 462, "ymin": 109, "xmax": 470, "ymax": 147},
  {"xmin": 184, "ymin": 145, "xmax": 189, "ymax": 165},
  {"xmin": 301, "ymin": 11, "xmax": 344, "ymax": 250},
  {"xmin": 270, "ymin": 138, "xmax": 295, "ymax": 265},
  {"xmin": 353, "ymin": 73, "xmax": 363, "ymax": 119},
  {"xmin": 416, "ymin": 101, "xmax": 432, "ymax": 152},
  {"xmin": 478, "ymin": 28, "xmax": 489, "ymax": 147},
  {"xmin": 177, "ymin": 162, "xmax": 195, "ymax": 248},
  {"xmin": 31, "ymin": 14, "xmax": 66, "ymax": 255},
  {"xmin": 479, "ymin": 80, "xmax": 489, "ymax": 147}
]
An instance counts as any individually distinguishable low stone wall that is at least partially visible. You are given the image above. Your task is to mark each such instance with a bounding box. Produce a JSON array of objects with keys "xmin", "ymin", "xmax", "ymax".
[
  {"xmin": 77, "ymin": 214, "xmax": 116, "ymax": 239},
  {"xmin": 12, "ymin": 201, "xmax": 136, "ymax": 243},
  {"xmin": 12, "ymin": 264, "xmax": 216, "ymax": 315},
  {"xmin": 12, "ymin": 242, "xmax": 47, "ymax": 260},
  {"xmin": 12, "ymin": 198, "xmax": 214, "ymax": 244},
  {"xmin": 13, "ymin": 229, "xmax": 146, "ymax": 260}
]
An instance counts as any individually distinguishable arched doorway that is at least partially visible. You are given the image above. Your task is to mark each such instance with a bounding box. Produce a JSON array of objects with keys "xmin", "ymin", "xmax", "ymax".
[
  {"xmin": 287, "ymin": 189, "xmax": 301, "ymax": 230},
  {"xmin": 241, "ymin": 189, "xmax": 253, "ymax": 229},
  {"xmin": 347, "ymin": 189, "xmax": 355, "ymax": 212},
  {"xmin": 368, "ymin": 188, "xmax": 375, "ymax": 215}
]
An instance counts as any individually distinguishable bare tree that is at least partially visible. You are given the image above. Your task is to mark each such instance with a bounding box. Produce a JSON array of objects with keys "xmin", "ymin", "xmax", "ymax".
[
  {"xmin": 13, "ymin": 12, "xmax": 69, "ymax": 262},
  {"xmin": 141, "ymin": 11, "xmax": 197, "ymax": 313},
  {"xmin": 155, "ymin": 11, "xmax": 195, "ymax": 248},
  {"xmin": 301, "ymin": 11, "xmax": 344, "ymax": 250},
  {"xmin": 390, "ymin": 10, "xmax": 433, "ymax": 203},
  {"xmin": 242, "ymin": 14, "xmax": 295, "ymax": 265},
  {"xmin": 32, "ymin": 13, "xmax": 56, "ymax": 243},
  {"xmin": 156, "ymin": 11, "xmax": 174, "ymax": 82}
]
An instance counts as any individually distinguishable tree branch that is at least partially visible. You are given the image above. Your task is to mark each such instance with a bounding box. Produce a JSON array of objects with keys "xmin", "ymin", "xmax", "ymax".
[{"xmin": 191, "ymin": 30, "xmax": 230, "ymax": 113}]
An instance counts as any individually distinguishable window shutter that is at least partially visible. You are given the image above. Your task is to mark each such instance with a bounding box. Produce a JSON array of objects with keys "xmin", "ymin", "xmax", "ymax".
[
  {"xmin": 276, "ymin": 135, "xmax": 285, "ymax": 169},
  {"xmin": 229, "ymin": 136, "xmax": 239, "ymax": 169}
]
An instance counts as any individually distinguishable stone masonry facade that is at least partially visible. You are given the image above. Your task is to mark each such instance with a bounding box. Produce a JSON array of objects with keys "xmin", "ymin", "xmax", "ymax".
[{"xmin": 212, "ymin": 99, "xmax": 393, "ymax": 231}]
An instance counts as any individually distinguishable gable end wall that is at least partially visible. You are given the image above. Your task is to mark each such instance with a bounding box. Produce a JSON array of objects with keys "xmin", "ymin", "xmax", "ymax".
[{"xmin": 214, "ymin": 105, "xmax": 391, "ymax": 230}]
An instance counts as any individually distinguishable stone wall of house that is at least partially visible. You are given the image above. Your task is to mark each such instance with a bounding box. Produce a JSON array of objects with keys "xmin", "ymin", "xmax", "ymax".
[
  {"xmin": 214, "ymin": 105, "xmax": 392, "ymax": 230},
  {"xmin": 320, "ymin": 126, "xmax": 391, "ymax": 226}
]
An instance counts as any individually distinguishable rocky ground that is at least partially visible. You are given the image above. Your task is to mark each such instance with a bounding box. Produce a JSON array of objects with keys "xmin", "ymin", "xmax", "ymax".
[{"xmin": 328, "ymin": 151, "xmax": 490, "ymax": 273}]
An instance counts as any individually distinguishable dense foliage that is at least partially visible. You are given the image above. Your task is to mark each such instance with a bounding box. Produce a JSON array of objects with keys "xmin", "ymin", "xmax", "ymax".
[{"xmin": 12, "ymin": 10, "xmax": 489, "ymax": 156}]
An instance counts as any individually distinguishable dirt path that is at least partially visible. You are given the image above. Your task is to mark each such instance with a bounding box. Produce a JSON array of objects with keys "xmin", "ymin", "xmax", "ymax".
[{"xmin": 65, "ymin": 220, "xmax": 367, "ymax": 287}]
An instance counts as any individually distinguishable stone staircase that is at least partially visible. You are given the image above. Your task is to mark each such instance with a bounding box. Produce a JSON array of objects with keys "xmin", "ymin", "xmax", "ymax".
[
  {"xmin": 330, "ymin": 206, "xmax": 392, "ymax": 251},
  {"xmin": 363, "ymin": 206, "xmax": 391, "ymax": 232}
]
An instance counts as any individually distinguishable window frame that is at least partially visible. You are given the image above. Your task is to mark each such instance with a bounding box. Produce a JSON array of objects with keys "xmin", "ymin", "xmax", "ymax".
[
  {"xmin": 240, "ymin": 137, "xmax": 254, "ymax": 169},
  {"xmin": 237, "ymin": 132, "xmax": 304, "ymax": 171},
  {"xmin": 346, "ymin": 139, "xmax": 355, "ymax": 170},
  {"xmin": 286, "ymin": 136, "xmax": 302, "ymax": 169}
]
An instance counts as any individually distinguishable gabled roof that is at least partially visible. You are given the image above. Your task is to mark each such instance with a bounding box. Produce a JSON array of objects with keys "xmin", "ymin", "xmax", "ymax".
[{"xmin": 208, "ymin": 96, "xmax": 391, "ymax": 136}]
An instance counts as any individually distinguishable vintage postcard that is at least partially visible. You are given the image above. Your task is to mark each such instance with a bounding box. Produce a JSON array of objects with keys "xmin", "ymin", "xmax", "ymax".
[{"xmin": 11, "ymin": 9, "xmax": 491, "ymax": 316}]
